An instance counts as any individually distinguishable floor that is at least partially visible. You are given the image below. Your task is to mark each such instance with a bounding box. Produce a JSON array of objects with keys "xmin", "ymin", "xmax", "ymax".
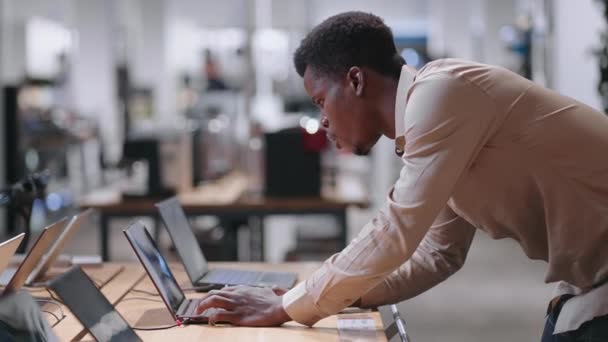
[{"xmin": 64, "ymin": 213, "xmax": 554, "ymax": 342}]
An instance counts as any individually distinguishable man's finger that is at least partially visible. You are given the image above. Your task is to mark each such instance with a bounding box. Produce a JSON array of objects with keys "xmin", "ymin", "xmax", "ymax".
[
  {"xmin": 208, "ymin": 311, "xmax": 241, "ymax": 326},
  {"xmin": 207, "ymin": 289, "xmax": 238, "ymax": 299},
  {"xmin": 196, "ymin": 295, "xmax": 238, "ymax": 314},
  {"xmin": 220, "ymin": 285, "xmax": 249, "ymax": 292},
  {"xmin": 271, "ymin": 286, "xmax": 287, "ymax": 296}
]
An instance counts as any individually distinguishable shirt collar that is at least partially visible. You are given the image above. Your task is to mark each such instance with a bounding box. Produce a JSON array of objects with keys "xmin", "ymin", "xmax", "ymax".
[{"xmin": 394, "ymin": 65, "xmax": 416, "ymax": 157}]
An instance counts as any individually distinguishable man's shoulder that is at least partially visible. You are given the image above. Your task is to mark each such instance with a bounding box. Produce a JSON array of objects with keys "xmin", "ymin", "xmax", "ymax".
[
  {"xmin": 416, "ymin": 58, "xmax": 518, "ymax": 91},
  {"xmin": 418, "ymin": 58, "xmax": 501, "ymax": 77}
]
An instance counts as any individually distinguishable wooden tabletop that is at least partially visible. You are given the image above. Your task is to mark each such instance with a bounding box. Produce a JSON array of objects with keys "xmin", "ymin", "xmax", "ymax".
[
  {"xmin": 78, "ymin": 172, "xmax": 370, "ymax": 213},
  {"xmin": 40, "ymin": 262, "xmax": 386, "ymax": 341}
]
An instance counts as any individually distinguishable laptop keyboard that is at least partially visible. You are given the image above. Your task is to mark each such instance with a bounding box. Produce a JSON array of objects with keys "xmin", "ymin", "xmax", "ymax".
[
  {"xmin": 205, "ymin": 269, "xmax": 260, "ymax": 286},
  {"xmin": 257, "ymin": 272, "xmax": 295, "ymax": 285},
  {"xmin": 184, "ymin": 298, "xmax": 204, "ymax": 317},
  {"xmin": 204, "ymin": 269, "xmax": 295, "ymax": 288}
]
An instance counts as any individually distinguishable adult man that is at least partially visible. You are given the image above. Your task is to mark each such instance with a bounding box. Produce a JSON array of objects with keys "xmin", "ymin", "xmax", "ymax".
[{"xmin": 197, "ymin": 12, "xmax": 608, "ymax": 341}]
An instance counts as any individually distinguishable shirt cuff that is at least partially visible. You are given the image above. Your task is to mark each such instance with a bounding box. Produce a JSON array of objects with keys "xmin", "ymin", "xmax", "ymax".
[{"xmin": 282, "ymin": 282, "xmax": 326, "ymax": 327}]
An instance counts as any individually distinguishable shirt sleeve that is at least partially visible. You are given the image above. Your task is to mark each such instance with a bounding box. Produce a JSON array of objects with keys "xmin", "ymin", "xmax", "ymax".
[
  {"xmin": 282, "ymin": 74, "xmax": 498, "ymax": 326},
  {"xmin": 359, "ymin": 205, "xmax": 476, "ymax": 307}
]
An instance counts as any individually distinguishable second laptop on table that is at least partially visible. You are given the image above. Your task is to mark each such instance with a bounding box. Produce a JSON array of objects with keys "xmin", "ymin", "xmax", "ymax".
[
  {"xmin": 0, "ymin": 217, "xmax": 67, "ymax": 293},
  {"xmin": 0, "ymin": 233, "xmax": 26, "ymax": 281},
  {"xmin": 155, "ymin": 197, "xmax": 297, "ymax": 290},
  {"xmin": 27, "ymin": 208, "xmax": 94, "ymax": 284},
  {"xmin": 123, "ymin": 221, "xmax": 213, "ymax": 324}
]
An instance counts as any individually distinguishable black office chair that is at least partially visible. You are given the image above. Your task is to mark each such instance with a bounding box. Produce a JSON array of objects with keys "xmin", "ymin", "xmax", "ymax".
[{"xmin": 379, "ymin": 304, "xmax": 412, "ymax": 342}]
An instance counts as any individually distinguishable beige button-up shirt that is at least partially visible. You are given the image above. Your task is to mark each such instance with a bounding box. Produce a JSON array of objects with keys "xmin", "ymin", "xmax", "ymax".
[{"xmin": 282, "ymin": 59, "xmax": 608, "ymax": 334}]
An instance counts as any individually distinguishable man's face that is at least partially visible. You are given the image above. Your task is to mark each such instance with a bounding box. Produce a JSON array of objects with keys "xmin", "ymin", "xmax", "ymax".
[{"xmin": 303, "ymin": 67, "xmax": 382, "ymax": 156}]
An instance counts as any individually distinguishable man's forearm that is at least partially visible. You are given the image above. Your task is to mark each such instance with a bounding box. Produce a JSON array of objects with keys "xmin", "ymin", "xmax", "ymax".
[{"xmin": 359, "ymin": 207, "xmax": 476, "ymax": 308}]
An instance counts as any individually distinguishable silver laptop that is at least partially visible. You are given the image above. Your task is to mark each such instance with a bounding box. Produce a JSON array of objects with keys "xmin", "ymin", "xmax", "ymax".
[
  {"xmin": 123, "ymin": 221, "xmax": 213, "ymax": 324},
  {"xmin": 27, "ymin": 209, "xmax": 94, "ymax": 284},
  {"xmin": 0, "ymin": 234, "xmax": 25, "ymax": 277},
  {"xmin": 0, "ymin": 217, "xmax": 67, "ymax": 293},
  {"xmin": 49, "ymin": 266, "xmax": 141, "ymax": 342},
  {"xmin": 155, "ymin": 197, "xmax": 297, "ymax": 290}
]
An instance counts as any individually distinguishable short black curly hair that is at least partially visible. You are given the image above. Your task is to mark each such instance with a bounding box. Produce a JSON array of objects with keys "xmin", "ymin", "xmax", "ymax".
[{"xmin": 294, "ymin": 11, "xmax": 405, "ymax": 80}]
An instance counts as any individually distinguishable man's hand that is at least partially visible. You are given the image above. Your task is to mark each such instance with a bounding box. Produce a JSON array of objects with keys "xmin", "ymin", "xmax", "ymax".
[{"xmin": 196, "ymin": 285, "xmax": 291, "ymax": 326}]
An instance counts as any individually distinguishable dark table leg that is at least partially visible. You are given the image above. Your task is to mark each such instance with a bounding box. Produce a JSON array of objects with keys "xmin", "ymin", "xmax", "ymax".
[
  {"xmin": 214, "ymin": 216, "xmax": 240, "ymax": 261},
  {"xmin": 246, "ymin": 215, "xmax": 265, "ymax": 262},
  {"xmin": 336, "ymin": 210, "xmax": 348, "ymax": 249},
  {"xmin": 100, "ymin": 214, "xmax": 110, "ymax": 261},
  {"xmin": 257, "ymin": 215, "xmax": 265, "ymax": 262},
  {"xmin": 153, "ymin": 215, "xmax": 161, "ymax": 244}
]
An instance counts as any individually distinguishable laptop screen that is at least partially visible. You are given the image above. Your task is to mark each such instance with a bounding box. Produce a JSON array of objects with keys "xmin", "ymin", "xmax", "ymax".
[
  {"xmin": 29, "ymin": 209, "xmax": 93, "ymax": 283},
  {"xmin": 156, "ymin": 197, "xmax": 208, "ymax": 282},
  {"xmin": 4, "ymin": 217, "xmax": 67, "ymax": 292},
  {"xmin": 0, "ymin": 234, "xmax": 25, "ymax": 275},
  {"xmin": 49, "ymin": 266, "xmax": 141, "ymax": 342},
  {"xmin": 124, "ymin": 221, "xmax": 185, "ymax": 314}
]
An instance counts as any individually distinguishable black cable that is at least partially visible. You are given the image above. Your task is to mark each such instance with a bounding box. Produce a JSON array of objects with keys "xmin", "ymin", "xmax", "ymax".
[
  {"xmin": 36, "ymin": 298, "xmax": 67, "ymax": 328},
  {"xmin": 41, "ymin": 309, "xmax": 65, "ymax": 325},
  {"xmin": 50, "ymin": 319, "xmax": 63, "ymax": 328},
  {"xmin": 120, "ymin": 297, "xmax": 162, "ymax": 303},
  {"xmin": 130, "ymin": 288, "xmax": 159, "ymax": 296},
  {"xmin": 132, "ymin": 324, "xmax": 178, "ymax": 331},
  {"xmin": 35, "ymin": 299, "xmax": 64, "ymax": 312},
  {"xmin": 45, "ymin": 288, "xmax": 63, "ymax": 304}
]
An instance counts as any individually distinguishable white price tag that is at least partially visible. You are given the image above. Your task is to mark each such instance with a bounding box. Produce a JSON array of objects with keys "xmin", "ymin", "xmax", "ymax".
[
  {"xmin": 337, "ymin": 318, "xmax": 376, "ymax": 330},
  {"xmin": 337, "ymin": 318, "xmax": 378, "ymax": 341}
]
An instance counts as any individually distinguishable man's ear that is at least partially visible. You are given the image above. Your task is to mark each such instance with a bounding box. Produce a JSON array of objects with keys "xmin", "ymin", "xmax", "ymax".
[{"xmin": 346, "ymin": 66, "xmax": 364, "ymax": 96}]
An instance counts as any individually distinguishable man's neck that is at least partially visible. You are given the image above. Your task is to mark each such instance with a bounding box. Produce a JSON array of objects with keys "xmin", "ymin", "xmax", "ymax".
[{"xmin": 376, "ymin": 76, "xmax": 399, "ymax": 139}]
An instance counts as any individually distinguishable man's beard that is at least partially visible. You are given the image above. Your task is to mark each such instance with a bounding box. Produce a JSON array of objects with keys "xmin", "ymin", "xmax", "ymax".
[
  {"xmin": 353, "ymin": 145, "xmax": 370, "ymax": 156},
  {"xmin": 352, "ymin": 133, "xmax": 382, "ymax": 156}
]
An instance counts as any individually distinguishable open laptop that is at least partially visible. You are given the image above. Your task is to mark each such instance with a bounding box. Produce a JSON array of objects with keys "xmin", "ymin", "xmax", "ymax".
[
  {"xmin": 27, "ymin": 209, "xmax": 94, "ymax": 284},
  {"xmin": 124, "ymin": 221, "xmax": 214, "ymax": 324},
  {"xmin": 49, "ymin": 266, "xmax": 141, "ymax": 342},
  {"xmin": 0, "ymin": 217, "xmax": 68, "ymax": 292},
  {"xmin": 0, "ymin": 234, "xmax": 25, "ymax": 276},
  {"xmin": 155, "ymin": 197, "xmax": 297, "ymax": 289}
]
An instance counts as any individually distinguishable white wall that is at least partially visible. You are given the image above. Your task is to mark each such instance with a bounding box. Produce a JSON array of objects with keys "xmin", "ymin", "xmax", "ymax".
[
  {"xmin": 71, "ymin": 0, "xmax": 121, "ymax": 162},
  {"xmin": 0, "ymin": 0, "xmax": 122, "ymax": 162},
  {"xmin": 272, "ymin": 0, "xmax": 309, "ymax": 29},
  {"xmin": 553, "ymin": 0, "xmax": 603, "ymax": 110},
  {"xmin": 168, "ymin": 0, "xmax": 248, "ymax": 28},
  {"xmin": 0, "ymin": 0, "xmax": 75, "ymax": 83},
  {"xmin": 142, "ymin": 0, "xmax": 173, "ymax": 124},
  {"xmin": 483, "ymin": 0, "xmax": 517, "ymax": 66},
  {"xmin": 427, "ymin": 0, "xmax": 517, "ymax": 64},
  {"xmin": 428, "ymin": 0, "xmax": 476, "ymax": 60},
  {"xmin": 309, "ymin": 0, "xmax": 426, "ymax": 27},
  {"xmin": 0, "ymin": 0, "xmax": 5, "ymax": 234}
]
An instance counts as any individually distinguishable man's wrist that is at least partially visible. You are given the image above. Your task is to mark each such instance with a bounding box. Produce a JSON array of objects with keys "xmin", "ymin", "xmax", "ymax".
[{"xmin": 273, "ymin": 302, "xmax": 291, "ymax": 324}]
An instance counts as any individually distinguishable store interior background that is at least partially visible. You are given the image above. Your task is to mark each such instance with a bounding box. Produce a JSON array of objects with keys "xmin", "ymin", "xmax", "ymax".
[{"xmin": 1, "ymin": 0, "xmax": 606, "ymax": 340}]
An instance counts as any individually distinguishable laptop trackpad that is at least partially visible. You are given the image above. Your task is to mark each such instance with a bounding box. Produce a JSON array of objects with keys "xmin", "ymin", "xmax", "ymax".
[{"xmin": 134, "ymin": 308, "xmax": 175, "ymax": 328}]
